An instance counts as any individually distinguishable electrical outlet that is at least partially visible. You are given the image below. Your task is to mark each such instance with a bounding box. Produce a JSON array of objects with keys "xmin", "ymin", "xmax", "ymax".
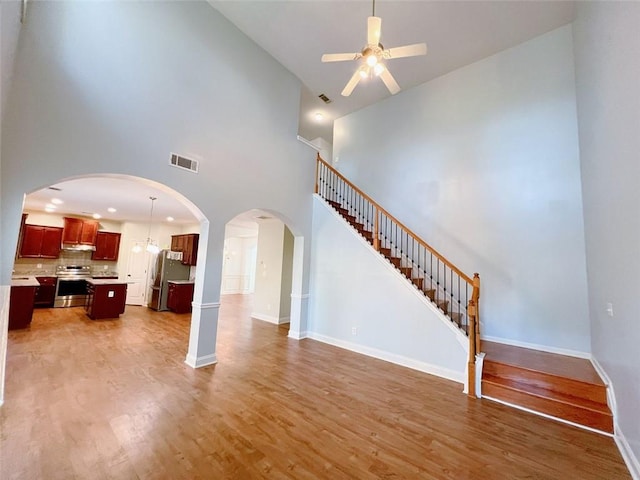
[
  {"xmin": 103, "ymin": 265, "xmax": 108, "ymax": 270},
  {"xmin": 108, "ymin": 291, "xmax": 115, "ymax": 298},
  {"xmin": 606, "ymin": 302, "xmax": 614, "ymax": 317},
  {"xmin": 36, "ymin": 263, "xmax": 42, "ymax": 269},
  {"xmin": 351, "ymin": 327, "xmax": 357, "ymax": 335}
]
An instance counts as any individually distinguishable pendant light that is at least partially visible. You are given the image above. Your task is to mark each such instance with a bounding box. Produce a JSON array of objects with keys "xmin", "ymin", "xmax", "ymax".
[{"xmin": 145, "ymin": 196, "xmax": 161, "ymax": 254}]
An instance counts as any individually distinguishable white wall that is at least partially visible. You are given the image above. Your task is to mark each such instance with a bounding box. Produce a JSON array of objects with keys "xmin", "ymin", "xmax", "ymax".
[
  {"xmin": 333, "ymin": 26, "xmax": 590, "ymax": 354},
  {"xmin": 279, "ymin": 226, "xmax": 294, "ymax": 319},
  {"xmin": 0, "ymin": 0, "xmax": 314, "ymax": 400},
  {"xmin": 222, "ymin": 235, "xmax": 257, "ymax": 294},
  {"xmin": 308, "ymin": 196, "xmax": 467, "ymax": 383},
  {"xmin": 573, "ymin": 2, "xmax": 640, "ymax": 473},
  {"xmin": 252, "ymin": 219, "xmax": 291, "ymax": 324}
]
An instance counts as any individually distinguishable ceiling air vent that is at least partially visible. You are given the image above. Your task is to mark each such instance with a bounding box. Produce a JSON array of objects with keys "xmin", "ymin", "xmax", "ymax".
[
  {"xmin": 318, "ymin": 93, "xmax": 332, "ymax": 104},
  {"xmin": 170, "ymin": 153, "xmax": 199, "ymax": 173}
]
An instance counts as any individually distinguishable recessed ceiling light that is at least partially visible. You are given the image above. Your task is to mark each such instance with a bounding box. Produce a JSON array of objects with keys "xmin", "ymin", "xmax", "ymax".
[
  {"xmin": 92, "ymin": 213, "xmax": 102, "ymax": 219},
  {"xmin": 51, "ymin": 198, "xmax": 63, "ymax": 205},
  {"xmin": 107, "ymin": 207, "xmax": 117, "ymax": 213},
  {"xmin": 45, "ymin": 203, "xmax": 57, "ymax": 209},
  {"xmin": 314, "ymin": 112, "xmax": 324, "ymax": 121},
  {"xmin": 166, "ymin": 216, "xmax": 174, "ymax": 222}
]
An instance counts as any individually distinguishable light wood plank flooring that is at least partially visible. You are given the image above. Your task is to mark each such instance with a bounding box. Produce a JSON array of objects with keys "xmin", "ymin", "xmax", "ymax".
[{"xmin": 1, "ymin": 295, "xmax": 630, "ymax": 479}]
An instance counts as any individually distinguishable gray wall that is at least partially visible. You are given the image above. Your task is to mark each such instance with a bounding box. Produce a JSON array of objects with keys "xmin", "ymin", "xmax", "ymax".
[
  {"xmin": 573, "ymin": 1, "xmax": 640, "ymax": 468},
  {"xmin": 0, "ymin": 0, "xmax": 315, "ymax": 401},
  {"xmin": 333, "ymin": 26, "xmax": 591, "ymax": 354}
]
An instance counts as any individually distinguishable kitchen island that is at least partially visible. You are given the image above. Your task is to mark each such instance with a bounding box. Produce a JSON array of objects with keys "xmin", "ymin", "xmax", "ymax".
[
  {"xmin": 85, "ymin": 279, "xmax": 127, "ymax": 320},
  {"xmin": 9, "ymin": 276, "xmax": 39, "ymax": 329}
]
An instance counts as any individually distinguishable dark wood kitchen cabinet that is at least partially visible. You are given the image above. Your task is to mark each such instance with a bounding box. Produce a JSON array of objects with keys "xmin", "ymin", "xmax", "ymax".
[
  {"xmin": 34, "ymin": 276, "xmax": 57, "ymax": 308},
  {"xmin": 85, "ymin": 281, "xmax": 127, "ymax": 320},
  {"xmin": 19, "ymin": 225, "xmax": 63, "ymax": 258},
  {"xmin": 62, "ymin": 217, "xmax": 99, "ymax": 246},
  {"xmin": 167, "ymin": 281, "xmax": 195, "ymax": 314},
  {"xmin": 92, "ymin": 232, "xmax": 121, "ymax": 261},
  {"xmin": 170, "ymin": 234, "xmax": 199, "ymax": 266}
]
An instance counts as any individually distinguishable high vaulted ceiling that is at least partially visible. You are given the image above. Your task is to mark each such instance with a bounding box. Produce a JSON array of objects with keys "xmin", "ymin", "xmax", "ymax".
[
  {"xmin": 210, "ymin": 0, "xmax": 576, "ymax": 143},
  {"xmin": 18, "ymin": 1, "xmax": 577, "ymax": 223}
]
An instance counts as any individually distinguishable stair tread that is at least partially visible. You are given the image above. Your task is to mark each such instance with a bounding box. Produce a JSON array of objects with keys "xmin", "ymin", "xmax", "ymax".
[
  {"xmin": 482, "ymin": 374, "xmax": 610, "ymax": 413},
  {"xmin": 482, "ymin": 341, "xmax": 605, "ymax": 386}
]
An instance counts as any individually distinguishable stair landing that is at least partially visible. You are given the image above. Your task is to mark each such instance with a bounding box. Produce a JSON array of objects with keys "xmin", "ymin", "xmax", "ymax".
[{"xmin": 481, "ymin": 341, "xmax": 613, "ymax": 434}]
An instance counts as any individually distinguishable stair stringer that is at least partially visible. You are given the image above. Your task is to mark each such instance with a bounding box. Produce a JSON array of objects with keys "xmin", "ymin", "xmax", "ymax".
[{"xmin": 308, "ymin": 195, "xmax": 469, "ymax": 386}]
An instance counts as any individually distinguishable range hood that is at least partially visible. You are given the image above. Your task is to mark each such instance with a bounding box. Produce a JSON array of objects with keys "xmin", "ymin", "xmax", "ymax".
[{"xmin": 62, "ymin": 244, "xmax": 96, "ymax": 252}]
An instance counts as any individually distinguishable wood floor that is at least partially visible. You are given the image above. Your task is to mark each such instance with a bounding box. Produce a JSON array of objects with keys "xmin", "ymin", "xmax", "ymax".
[{"xmin": 1, "ymin": 295, "xmax": 630, "ymax": 479}]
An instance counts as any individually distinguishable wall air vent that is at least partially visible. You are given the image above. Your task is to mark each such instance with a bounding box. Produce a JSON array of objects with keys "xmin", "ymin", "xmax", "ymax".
[
  {"xmin": 170, "ymin": 153, "xmax": 199, "ymax": 173},
  {"xmin": 318, "ymin": 93, "xmax": 332, "ymax": 104}
]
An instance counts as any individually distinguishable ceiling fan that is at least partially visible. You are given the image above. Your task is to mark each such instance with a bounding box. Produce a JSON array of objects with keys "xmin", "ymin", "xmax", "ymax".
[{"xmin": 321, "ymin": 0, "xmax": 427, "ymax": 97}]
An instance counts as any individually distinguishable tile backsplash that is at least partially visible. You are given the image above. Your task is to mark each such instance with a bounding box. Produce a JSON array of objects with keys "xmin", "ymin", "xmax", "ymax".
[{"xmin": 14, "ymin": 251, "xmax": 118, "ymax": 276}]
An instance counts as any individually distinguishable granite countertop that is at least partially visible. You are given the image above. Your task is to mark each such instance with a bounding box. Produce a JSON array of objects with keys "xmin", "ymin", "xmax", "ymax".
[
  {"xmin": 167, "ymin": 280, "xmax": 195, "ymax": 285},
  {"xmin": 11, "ymin": 276, "xmax": 40, "ymax": 287},
  {"xmin": 87, "ymin": 278, "xmax": 128, "ymax": 286}
]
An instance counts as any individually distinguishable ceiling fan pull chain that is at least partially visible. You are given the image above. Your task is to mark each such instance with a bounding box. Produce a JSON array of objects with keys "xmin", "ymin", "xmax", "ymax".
[{"xmin": 372, "ymin": 0, "xmax": 376, "ymax": 17}]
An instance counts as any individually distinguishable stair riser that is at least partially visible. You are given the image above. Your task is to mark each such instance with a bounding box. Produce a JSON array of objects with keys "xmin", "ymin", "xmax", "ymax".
[
  {"xmin": 482, "ymin": 381, "xmax": 613, "ymax": 434},
  {"xmin": 483, "ymin": 362, "xmax": 608, "ymax": 405}
]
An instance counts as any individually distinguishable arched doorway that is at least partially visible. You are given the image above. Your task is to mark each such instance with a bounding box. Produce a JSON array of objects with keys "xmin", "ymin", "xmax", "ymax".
[{"xmin": 223, "ymin": 209, "xmax": 306, "ymax": 339}]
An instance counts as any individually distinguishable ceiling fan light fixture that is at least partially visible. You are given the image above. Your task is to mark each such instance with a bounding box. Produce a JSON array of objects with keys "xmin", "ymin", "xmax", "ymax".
[
  {"xmin": 359, "ymin": 68, "xmax": 369, "ymax": 79},
  {"xmin": 373, "ymin": 63, "xmax": 385, "ymax": 76},
  {"xmin": 366, "ymin": 54, "xmax": 378, "ymax": 67}
]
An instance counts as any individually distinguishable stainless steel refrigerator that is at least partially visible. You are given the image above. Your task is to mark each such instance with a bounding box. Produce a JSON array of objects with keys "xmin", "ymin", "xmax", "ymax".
[{"xmin": 148, "ymin": 250, "xmax": 191, "ymax": 311}]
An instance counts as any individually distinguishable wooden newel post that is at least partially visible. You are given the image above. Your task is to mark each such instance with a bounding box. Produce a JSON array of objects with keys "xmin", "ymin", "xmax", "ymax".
[
  {"xmin": 467, "ymin": 299, "xmax": 477, "ymax": 397},
  {"xmin": 314, "ymin": 153, "xmax": 321, "ymax": 194},
  {"xmin": 472, "ymin": 273, "xmax": 481, "ymax": 356},
  {"xmin": 373, "ymin": 207, "xmax": 379, "ymax": 251}
]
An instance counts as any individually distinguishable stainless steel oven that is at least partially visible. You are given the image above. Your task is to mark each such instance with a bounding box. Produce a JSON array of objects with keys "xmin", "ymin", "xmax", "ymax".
[{"xmin": 54, "ymin": 265, "xmax": 91, "ymax": 307}]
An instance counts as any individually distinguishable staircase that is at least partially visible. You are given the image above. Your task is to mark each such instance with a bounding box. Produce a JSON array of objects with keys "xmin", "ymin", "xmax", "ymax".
[
  {"xmin": 315, "ymin": 155, "xmax": 482, "ymax": 395},
  {"xmin": 481, "ymin": 341, "xmax": 613, "ymax": 434}
]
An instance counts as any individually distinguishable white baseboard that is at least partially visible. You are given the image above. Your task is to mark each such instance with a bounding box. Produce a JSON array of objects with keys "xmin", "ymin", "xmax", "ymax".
[
  {"xmin": 251, "ymin": 312, "xmax": 290, "ymax": 325},
  {"xmin": 184, "ymin": 353, "xmax": 217, "ymax": 368},
  {"xmin": 590, "ymin": 358, "xmax": 639, "ymax": 479},
  {"xmin": 614, "ymin": 423, "xmax": 640, "ymax": 480},
  {"xmin": 288, "ymin": 330, "xmax": 308, "ymax": 340},
  {"xmin": 480, "ymin": 335, "xmax": 591, "ymax": 359},
  {"xmin": 307, "ymin": 331, "xmax": 464, "ymax": 385}
]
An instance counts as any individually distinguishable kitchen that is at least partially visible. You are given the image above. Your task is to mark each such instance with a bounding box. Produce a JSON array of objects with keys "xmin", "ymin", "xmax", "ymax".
[{"xmin": 9, "ymin": 177, "xmax": 201, "ymax": 329}]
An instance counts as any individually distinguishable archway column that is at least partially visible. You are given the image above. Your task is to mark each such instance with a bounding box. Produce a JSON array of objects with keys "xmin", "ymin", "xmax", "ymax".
[
  {"xmin": 185, "ymin": 220, "xmax": 224, "ymax": 368},
  {"xmin": 288, "ymin": 235, "xmax": 309, "ymax": 340}
]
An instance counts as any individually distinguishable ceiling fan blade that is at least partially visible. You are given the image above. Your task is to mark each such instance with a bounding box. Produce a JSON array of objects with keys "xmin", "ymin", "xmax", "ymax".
[
  {"xmin": 367, "ymin": 16, "xmax": 382, "ymax": 46},
  {"xmin": 380, "ymin": 68, "xmax": 401, "ymax": 95},
  {"xmin": 387, "ymin": 43, "xmax": 428, "ymax": 59},
  {"xmin": 321, "ymin": 53, "xmax": 359, "ymax": 63},
  {"xmin": 341, "ymin": 69, "xmax": 363, "ymax": 97}
]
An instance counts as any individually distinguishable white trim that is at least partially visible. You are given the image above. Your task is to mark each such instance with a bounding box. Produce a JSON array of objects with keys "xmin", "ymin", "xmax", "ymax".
[
  {"xmin": 590, "ymin": 356, "xmax": 617, "ymax": 417},
  {"xmin": 482, "ymin": 395, "xmax": 613, "ymax": 437},
  {"xmin": 614, "ymin": 423, "xmax": 640, "ymax": 480},
  {"xmin": 480, "ymin": 334, "xmax": 591, "ymax": 359},
  {"xmin": 307, "ymin": 331, "xmax": 465, "ymax": 385},
  {"xmin": 296, "ymin": 135, "xmax": 320, "ymax": 151},
  {"xmin": 191, "ymin": 302, "xmax": 220, "ymax": 310},
  {"xmin": 590, "ymin": 358, "xmax": 639, "ymax": 479},
  {"xmin": 316, "ymin": 195, "xmax": 469, "ymax": 350},
  {"xmin": 184, "ymin": 353, "xmax": 218, "ymax": 368},
  {"xmin": 251, "ymin": 312, "xmax": 289, "ymax": 325},
  {"xmin": 290, "ymin": 293, "xmax": 309, "ymax": 299},
  {"xmin": 475, "ymin": 352, "xmax": 486, "ymax": 399},
  {"xmin": 288, "ymin": 330, "xmax": 308, "ymax": 340}
]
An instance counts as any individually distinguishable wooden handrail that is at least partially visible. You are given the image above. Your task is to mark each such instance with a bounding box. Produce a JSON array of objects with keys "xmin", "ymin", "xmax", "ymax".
[{"xmin": 317, "ymin": 155, "xmax": 474, "ymax": 285}]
